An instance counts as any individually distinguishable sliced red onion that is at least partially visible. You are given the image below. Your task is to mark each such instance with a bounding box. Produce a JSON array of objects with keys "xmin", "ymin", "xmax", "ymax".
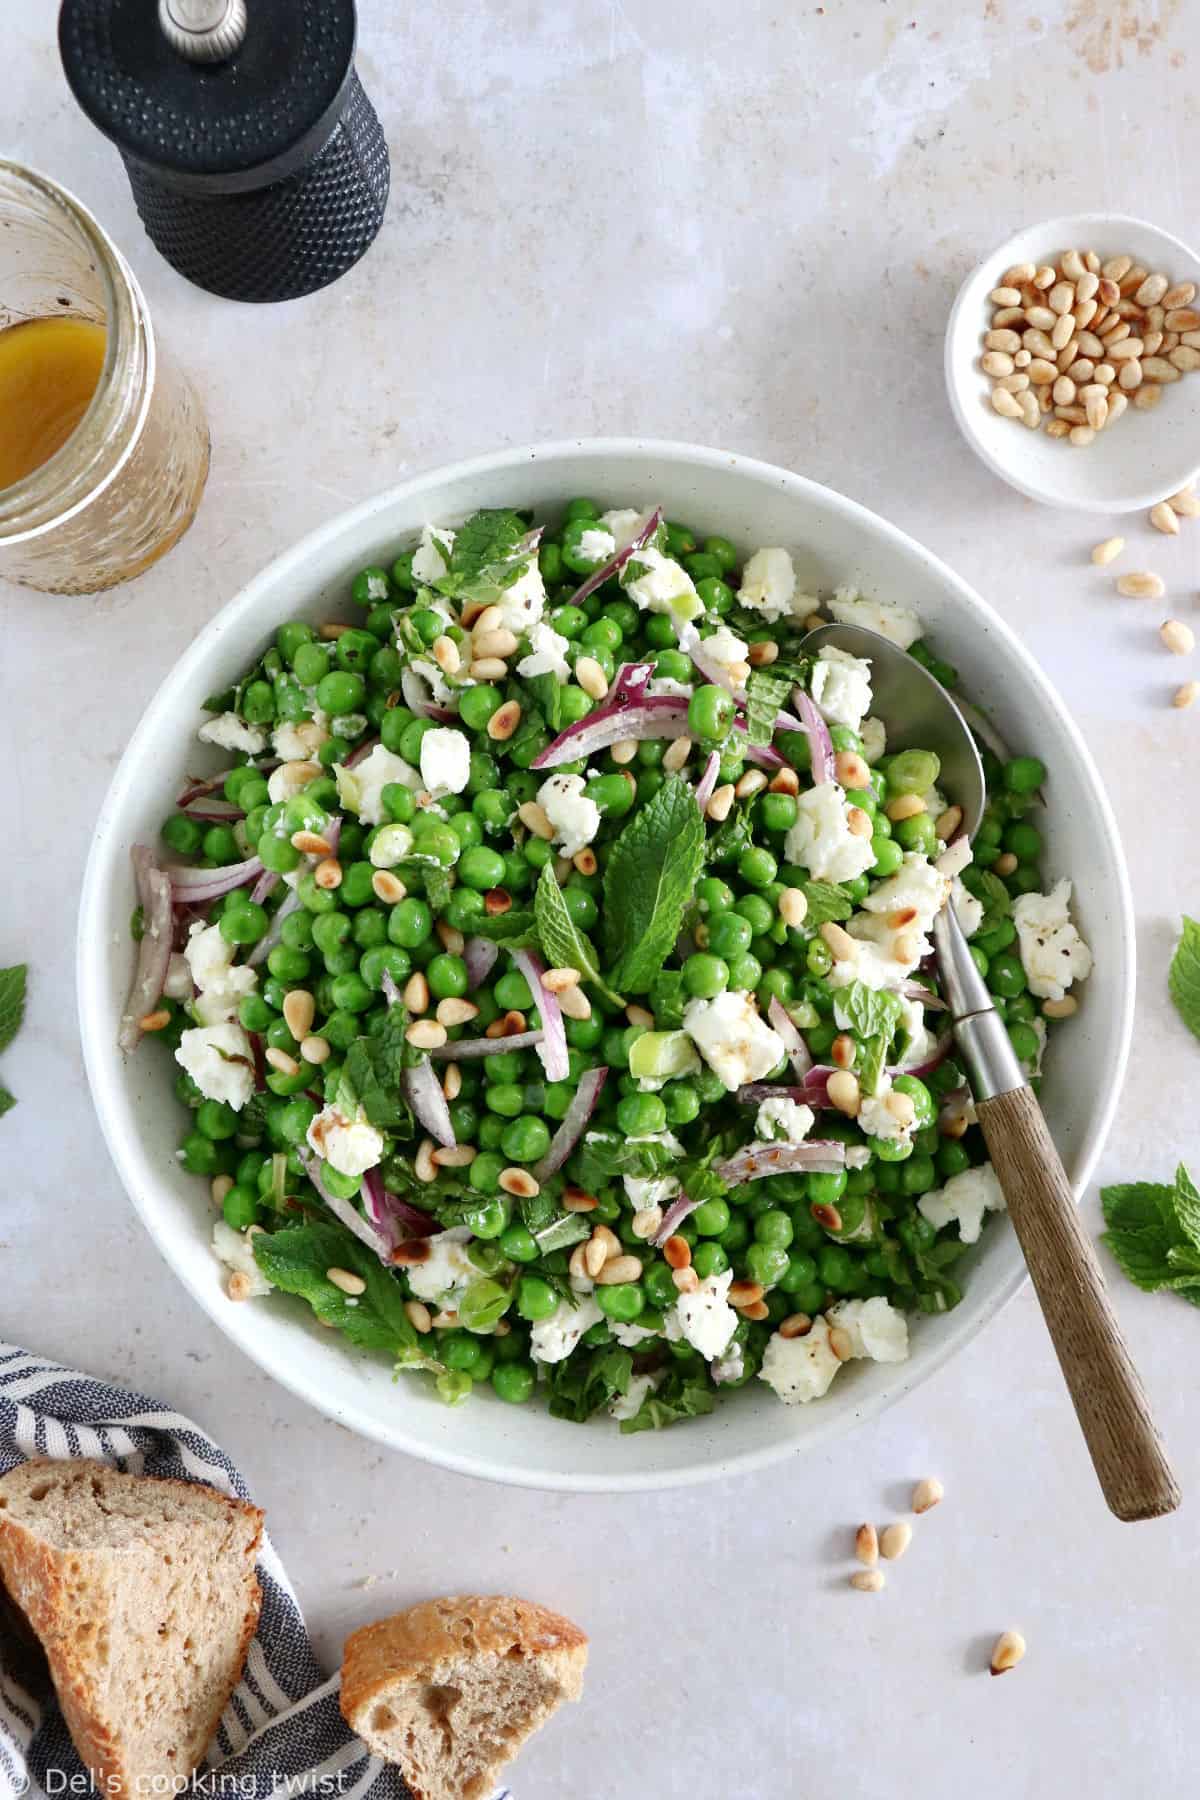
[
  {"xmin": 900, "ymin": 978, "xmax": 948, "ymax": 1010},
  {"xmin": 891, "ymin": 1031, "xmax": 954, "ymax": 1080},
  {"xmin": 119, "ymin": 847, "xmax": 174, "ymax": 1052},
  {"xmin": 400, "ymin": 664, "xmax": 456, "ymax": 722},
  {"xmin": 730, "ymin": 721, "xmax": 786, "ymax": 769},
  {"xmin": 181, "ymin": 797, "xmax": 245, "ymax": 822},
  {"xmin": 512, "ymin": 948, "xmax": 569, "ymax": 1082},
  {"xmin": 465, "ymin": 935, "xmax": 500, "ymax": 991},
  {"xmin": 163, "ymin": 952, "xmax": 193, "ymax": 1002},
  {"xmin": 569, "ymin": 505, "xmax": 663, "ymax": 606},
  {"xmin": 695, "ymin": 750, "xmax": 720, "ymax": 811},
  {"xmin": 532, "ymin": 696, "xmax": 692, "ymax": 770},
  {"xmin": 250, "ymin": 867, "xmax": 279, "ymax": 906},
  {"xmin": 793, "ymin": 690, "xmax": 835, "ymax": 783},
  {"xmin": 737, "ymin": 1068, "xmax": 836, "ymax": 1109},
  {"xmin": 430, "ymin": 1029, "xmax": 545, "ymax": 1060},
  {"xmin": 300, "ymin": 1153, "xmax": 391, "ymax": 1261},
  {"xmin": 716, "ymin": 1138, "xmax": 847, "ymax": 1184},
  {"xmin": 609, "ymin": 660, "xmax": 654, "ymax": 705},
  {"xmin": 360, "ymin": 1168, "xmax": 443, "ymax": 1251},
  {"xmin": 177, "ymin": 763, "xmax": 277, "ymax": 809},
  {"xmin": 249, "ymin": 1032, "xmax": 267, "ymax": 1091},
  {"xmin": 651, "ymin": 1191, "xmax": 701, "ymax": 1247},
  {"xmin": 168, "ymin": 855, "xmax": 264, "ymax": 904},
  {"xmin": 532, "ymin": 1067, "xmax": 608, "ymax": 1179},
  {"xmin": 343, "ymin": 735, "xmax": 380, "ymax": 769},
  {"xmin": 677, "ymin": 620, "xmax": 747, "ymax": 702},
  {"xmin": 381, "ymin": 967, "xmax": 403, "ymax": 1009},
  {"xmin": 938, "ymin": 1083, "xmax": 976, "ymax": 1134},
  {"xmin": 768, "ymin": 997, "xmax": 814, "ymax": 1079},
  {"xmin": 247, "ymin": 886, "xmax": 302, "ymax": 967},
  {"xmin": 403, "ymin": 1058, "xmax": 456, "ymax": 1148}
]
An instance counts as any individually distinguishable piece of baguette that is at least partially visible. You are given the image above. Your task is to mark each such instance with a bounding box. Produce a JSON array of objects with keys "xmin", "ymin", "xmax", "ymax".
[
  {"xmin": 0, "ymin": 1458, "xmax": 262, "ymax": 1797},
  {"xmin": 340, "ymin": 1595, "xmax": 587, "ymax": 1800}
]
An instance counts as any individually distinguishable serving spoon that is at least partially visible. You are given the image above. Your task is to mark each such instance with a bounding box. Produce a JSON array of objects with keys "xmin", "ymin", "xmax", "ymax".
[{"xmin": 804, "ymin": 622, "xmax": 1179, "ymax": 1522}]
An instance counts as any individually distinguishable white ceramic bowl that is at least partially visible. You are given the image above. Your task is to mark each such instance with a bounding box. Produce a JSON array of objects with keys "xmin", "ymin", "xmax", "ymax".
[
  {"xmin": 78, "ymin": 439, "xmax": 1135, "ymax": 1492},
  {"xmin": 945, "ymin": 213, "xmax": 1200, "ymax": 513}
]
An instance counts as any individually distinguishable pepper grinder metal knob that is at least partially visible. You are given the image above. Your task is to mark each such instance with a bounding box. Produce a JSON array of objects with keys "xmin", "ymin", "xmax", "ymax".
[{"xmin": 59, "ymin": 0, "xmax": 390, "ymax": 304}]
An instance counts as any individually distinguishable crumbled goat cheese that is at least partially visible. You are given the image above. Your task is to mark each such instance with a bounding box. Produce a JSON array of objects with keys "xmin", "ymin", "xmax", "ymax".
[
  {"xmin": 919, "ymin": 1161, "xmax": 1006, "ymax": 1245},
  {"xmin": 537, "ymin": 772, "xmax": 600, "ymax": 858},
  {"xmin": 609, "ymin": 1372, "xmax": 659, "ymax": 1421},
  {"xmin": 810, "ymin": 646, "xmax": 873, "ymax": 732},
  {"xmin": 665, "ymin": 1269, "xmax": 738, "ymax": 1360},
  {"xmin": 860, "ymin": 715, "xmax": 887, "ymax": 764},
  {"xmin": 337, "ymin": 744, "xmax": 421, "ymax": 825},
  {"xmin": 827, "ymin": 587, "xmax": 922, "ymax": 650},
  {"xmin": 212, "ymin": 1220, "xmax": 272, "ymax": 1296},
  {"xmin": 784, "ymin": 782, "xmax": 877, "ymax": 885},
  {"xmin": 530, "ymin": 1293, "xmax": 604, "ymax": 1363},
  {"xmin": 405, "ymin": 1226, "xmax": 478, "ymax": 1304},
  {"xmin": 198, "ymin": 713, "xmax": 268, "ymax": 755},
  {"xmin": 1012, "ymin": 880, "xmax": 1093, "ymax": 1002},
  {"xmin": 494, "ymin": 557, "xmax": 546, "ymax": 633},
  {"xmin": 737, "ymin": 547, "xmax": 798, "ymax": 621},
  {"xmin": 952, "ymin": 877, "xmax": 984, "ymax": 938},
  {"xmin": 419, "ymin": 726, "xmax": 471, "ymax": 796},
  {"xmin": 410, "ymin": 523, "xmax": 455, "ymax": 585},
  {"xmin": 175, "ymin": 1022, "xmax": 255, "ymax": 1111},
  {"xmin": 599, "ymin": 508, "xmax": 646, "ymax": 551},
  {"xmin": 759, "ymin": 1315, "xmax": 842, "ymax": 1404},
  {"xmin": 826, "ymin": 1296, "xmax": 910, "ymax": 1362},
  {"xmin": 622, "ymin": 547, "xmax": 702, "ymax": 620},
  {"xmin": 576, "ymin": 526, "xmax": 616, "ymax": 565},
  {"xmin": 756, "ymin": 1097, "xmax": 815, "ymax": 1143},
  {"xmin": 183, "ymin": 923, "xmax": 257, "ymax": 1026},
  {"xmin": 517, "ymin": 619, "xmax": 572, "ymax": 682},
  {"xmin": 273, "ymin": 715, "xmax": 329, "ymax": 761},
  {"xmin": 684, "ymin": 991, "xmax": 786, "ymax": 1091},
  {"xmin": 306, "ymin": 1105, "xmax": 385, "ymax": 1178}
]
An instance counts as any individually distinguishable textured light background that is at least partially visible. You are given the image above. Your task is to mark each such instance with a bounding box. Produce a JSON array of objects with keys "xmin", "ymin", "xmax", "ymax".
[{"xmin": 4, "ymin": 1, "xmax": 1200, "ymax": 1793}]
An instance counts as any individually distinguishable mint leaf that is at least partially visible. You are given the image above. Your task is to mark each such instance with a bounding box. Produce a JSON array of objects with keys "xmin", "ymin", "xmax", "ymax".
[
  {"xmin": 1169, "ymin": 916, "xmax": 1200, "ymax": 1042},
  {"xmin": 620, "ymin": 1365, "xmax": 716, "ymax": 1434},
  {"xmin": 0, "ymin": 1088, "xmax": 13, "ymax": 1119},
  {"xmin": 1166, "ymin": 1245, "xmax": 1200, "ymax": 1276},
  {"xmin": 0, "ymin": 966, "xmax": 27, "ymax": 1056},
  {"xmin": 858, "ymin": 1033, "xmax": 889, "ymax": 1097},
  {"xmin": 649, "ymin": 969, "xmax": 687, "ymax": 1029},
  {"xmin": 743, "ymin": 666, "xmax": 803, "ymax": 746},
  {"xmin": 446, "ymin": 509, "xmax": 528, "ymax": 583},
  {"xmin": 546, "ymin": 1346, "xmax": 632, "ymax": 1423},
  {"xmin": 799, "ymin": 881, "xmax": 853, "ymax": 927},
  {"xmin": 571, "ymin": 1129, "xmax": 674, "ymax": 1193},
  {"xmin": 526, "ymin": 671, "xmax": 564, "ymax": 735},
  {"xmin": 1100, "ymin": 1181, "xmax": 1178, "ymax": 1238},
  {"xmin": 704, "ymin": 806, "xmax": 754, "ymax": 867},
  {"xmin": 339, "ymin": 1009, "xmax": 414, "ymax": 1134},
  {"xmin": 1172, "ymin": 1164, "xmax": 1200, "ymax": 1251},
  {"xmin": 252, "ymin": 1223, "xmax": 417, "ymax": 1356},
  {"xmin": 534, "ymin": 864, "xmax": 623, "ymax": 1006},
  {"xmin": 534, "ymin": 1213, "xmax": 593, "ymax": 1255},
  {"xmin": 1101, "ymin": 1228, "xmax": 1177, "ymax": 1292},
  {"xmin": 603, "ymin": 774, "xmax": 706, "ymax": 993},
  {"xmin": 422, "ymin": 864, "xmax": 453, "ymax": 915},
  {"xmin": 465, "ymin": 910, "xmax": 541, "ymax": 947},
  {"xmin": 835, "ymin": 981, "xmax": 904, "ymax": 1044}
]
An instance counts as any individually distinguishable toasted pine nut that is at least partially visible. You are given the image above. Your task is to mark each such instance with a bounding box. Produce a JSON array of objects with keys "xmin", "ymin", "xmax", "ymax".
[
  {"xmin": 541, "ymin": 966, "xmax": 580, "ymax": 993},
  {"xmin": 139, "ymin": 1008, "xmax": 171, "ymax": 1033},
  {"xmin": 589, "ymin": 1222, "xmax": 621, "ymax": 1264},
  {"xmin": 314, "ymin": 857, "xmax": 342, "ymax": 889},
  {"xmin": 1069, "ymin": 425, "xmax": 1096, "ymax": 446},
  {"xmin": 672, "ymin": 1266, "xmax": 699, "ymax": 1294},
  {"xmin": 990, "ymin": 386, "xmax": 1021, "ymax": 419},
  {"xmin": 880, "ymin": 1521, "xmax": 912, "ymax": 1561},
  {"xmin": 597, "ymin": 1254, "xmax": 644, "ymax": 1286},
  {"xmin": 778, "ymin": 887, "xmax": 808, "ymax": 929},
  {"xmin": 404, "ymin": 1299, "xmax": 432, "ymax": 1334},
  {"xmin": 1144, "ymin": 355, "xmax": 1183, "ymax": 382},
  {"xmin": 441, "ymin": 1061, "xmax": 462, "ymax": 1102},
  {"xmin": 662, "ymin": 1234, "xmax": 692, "ymax": 1270},
  {"xmin": 563, "ymin": 1185, "xmax": 598, "ymax": 1212},
  {"xmin": 431, "ymin": 633, "xmax": 461, "ymax": 674},
  {"xmin": 584, "ymin": 1235, "xmax": 613, "ymax": 1280},
  {"xmin": 568, "ymin": 1243, "xmax": 590, "ymax": 1283},
  {"xmin": 816, "ymin": 926, "xmax": 851, "ymax": 965},
  {"xmin": 301, "ymin": 1034, "xmax": 330, "ymax": 1064},
  {"xmin": 318, "ymin": 621, "xmax": 349, "ymax": 639},
  {"xmin": 989, "ymin": 285, "xmax": 1022, "ymax": 306},
  {"xmin": 1117, "ymin": 571, "xmax": 1165, "ymax": 599},
  {"xmin": 989, "ymin": 1631, "xmax": 1027, "ymax": 1676},
  {"xmin": 827, "ymin": 1070, "xmax": 861, "ymax": 1117},
  {"xmin": 811, "ymin": 1202, "xmax": 843, "ymax": 1232},
  {"xmin": 227, "ymin": 1272, "xmax": 255, "ymax": 1302},
  {"xmin": 728, "ymin": 1280, "xmax": 765, "ymax": 1310},
  {"xmin": 747, "ymin": 638, "xmax": 779, "ymax": 666},
  {"xmin": 487, "ymin": 699, "xmax": 522, "ymax": 741},
  {"xmin": 1161, "ymin": 619, "xmax": 1195, "ymax": 656},
  {"xmin": 414, "ymin": 1138, "xmax": 438, "ymax": 1183},
  {"xmin": 742, "ymin": 1298, "xmax": 770, "ymax": 1320},
  {"xmin": 935, "ymin": 804, "xmax": 963, "ymax": 840},
  {"xmin": 291, "ymin": 829, "xmax": 333, "ymax": 856},
  {"xmin": 1101, "ymin": 254, "xmax": 1132, "ymax": 281},
  {"xmin": 265, "ymin": 1046, "xmax": 299, "ymax": 1076},
  {"xmin": 828, "ymin": 1326, "xmax": 854, "ymax": 1362},
  {"xmin": 211, "ymin": 1174, "xmax": 234, "ymax": 1208},
  {"xmin": 470, "ymin": 657, "xmax": 508, "ymax": 681},
  {"xmin": 1041, "ymin": 995, "xmax": 1078, "ymax": 1019},
  {"xmin": 855, "ymin": 1522, "xmax": 879, "ymax": 1565},
  {"xmin": 912, "ymin": 1476, "xmax": 944, "ymax": 1514},
  {"xmin": 430, "ymin": 1307, "xmax": 458, "ymax": 1327},
  {"xmin": 1168, "ymin": 487, "xmax": 1200, "ymax": 516},
  {"xmin": 406, "ymin": 1019, "xmax": 447, "ymax": 1049},
  {"xmin": 499, "ymin": 1166, "xmax": 539, "ymax": 1198},
  {"xmin": 846, "ymin": 805, "xmax": 873, "ymax": 838},
  {"xmin": 631, "ymin": 1206, "xmax": 663, "ymax": 1240},
  {"xmin": 769, "ymin": 766, "xmax": 800, "ymax": 795},
  {"xmin": 1149, "ymin": 501, "xmax": 1180, "ymax": 537},
  {"xmin": 498, "ymin": 1009, "xmax": 527, "ymax": 1036},
  {"xmin": 1174, "ymin": 680, "xmax": 1200, "ymax": 709},
  {"xmin": 985, "ymin": 329, "xmax": 1021, "ymax": 355},
  {"xmin": 404, "ymin": 970, "xmax": 430, "ymax": 1013},
  {"xmin": 575, "ymin": 655, "xmax": 609, "ymax": 699},
  {"xmin": 706, "ymin": 784, "xmax": 735, "ymax": 822},
  {"xmin": 777, "ymin": 1313, "xmax": 812, "ymax": 1342},
  {"xmin": 886, "ymin": 792, "xmax": 926, "ymax": 822},
  {"xmin": 625, "ymin": 1003, "xmax": 655, "ymax": 1029},
  {"xmin": 610, "ymin": 738, "xmax": 638, "ymax": 764},
  {"xmin": 1044, "ymin": 418, "xmax": 1071, "ymax": 439},
  {"xmin": 1091, "ymin": 536, "xmax": 1124, "ymax": 565},
  {"xmin": 283, "ymin": 989, "xmax": 315, "ymax": 1040},
  {"xmin": 573, "ymin": 846, "xmax": 598, "ymax": 876},
  {"xmin": 734, "ymin": 768, "xmax": 768, "ymax": 799},
  {"xmin": 434, "ymin": 921, "xmax": 465, "ymax": 957},
  {"xmin": 326, "ymin": 1266, "xmax": 367, "ymax": 1297},
  {"xmin": 830, "ymin": 1033, "xmax": 856, "ymax": 1071},
  {"xmin": 1133, "ymin": 382, "xmax": 1162, "ymax": 410},
  {"xmin": 834, "ymin": 750, "xmax": 870, "ymax": 789},
  {"xmin": 1170, "ymin": 346, "xmax": 1200, "ymax": 373},
  {"xmin": 470, "ymin": 627, "xmax": 518, "ymax": 660},
  {"xmin": 1162, "ymin": 282, "xmax": 1197, "ymax": 310},
  {"xmin": 849, "ymin": 1569, "xmax": 885, "ymax": 1593},
  {"xmin": 557, "ymin": 983, "xmax": 592, "ymax": 1020},
  {"xmin": 371, "ymin": 869, "xmax": 407, "ymax": 905},
  {"xmin": 992, "ymin": 851, "xmax": 1018, "ymax": 876},
  {"xmin": 662, "ymin": 736, "xmax": 692, "ymax": 772},
  {"xmin": 436, "ymin": 996, "xmax": 479, "ymax": 1028},
  {"xmin": 517, "ymin": 800, "xmax": 555, "ymax": 839}
]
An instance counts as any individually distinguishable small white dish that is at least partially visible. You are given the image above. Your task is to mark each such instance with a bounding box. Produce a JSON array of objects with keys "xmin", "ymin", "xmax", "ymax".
[
  {"xmin": 78, "ymin": 439, "xmax": 1135, "ymax": 1492},
  {"xmin": 945, "ymin": 213, "xmax": 1200, "ymax": 514}
]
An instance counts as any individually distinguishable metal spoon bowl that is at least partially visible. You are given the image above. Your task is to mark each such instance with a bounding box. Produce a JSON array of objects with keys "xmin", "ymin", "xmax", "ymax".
[{"xmin": 801, "ymin": 621, "xmax": 1178, "ymax": 1523}]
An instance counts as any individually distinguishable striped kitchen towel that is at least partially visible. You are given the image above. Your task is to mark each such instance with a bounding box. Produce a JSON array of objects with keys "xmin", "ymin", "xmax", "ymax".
[{"xmin": 0, "ymin": 1345, "xmax": 511, "ymax": 1800}]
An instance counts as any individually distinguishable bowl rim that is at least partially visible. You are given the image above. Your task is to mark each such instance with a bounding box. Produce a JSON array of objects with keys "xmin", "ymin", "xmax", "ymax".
[
  {"xmin": 944, "ymin": 210, "xmax": 1200, "ymax": 515},
  {"xmin": 76, "ymin": 436, "xmax": 1137, "ymax": 1491}
]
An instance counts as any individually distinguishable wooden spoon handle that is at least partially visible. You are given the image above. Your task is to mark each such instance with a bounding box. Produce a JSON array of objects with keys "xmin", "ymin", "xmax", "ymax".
[{"xmin": 976, "ymin": 1084, "xmax": 1180, "ymax": 1522}]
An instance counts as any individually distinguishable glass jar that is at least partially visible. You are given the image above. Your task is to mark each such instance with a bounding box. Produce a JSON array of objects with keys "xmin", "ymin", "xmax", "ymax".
[{"xmin": 0, "ymin": 161, "xmax": 210, "ymax": 594}]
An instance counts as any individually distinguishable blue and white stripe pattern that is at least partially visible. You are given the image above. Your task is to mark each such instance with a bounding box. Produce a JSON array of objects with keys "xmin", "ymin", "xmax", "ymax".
[{"xmin": 0, "ymin": 1345, "xmax": 512, "ymax": 1800}]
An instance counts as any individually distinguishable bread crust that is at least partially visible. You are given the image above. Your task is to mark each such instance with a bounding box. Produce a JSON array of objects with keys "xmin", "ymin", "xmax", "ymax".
[
  {"xmin": 0, "ymin": 1460, "xmax": 263, "ymax": 1798},
  {"xmin": 340, "ymin": 1594, "xmax": 588, "ymax": 1730}
]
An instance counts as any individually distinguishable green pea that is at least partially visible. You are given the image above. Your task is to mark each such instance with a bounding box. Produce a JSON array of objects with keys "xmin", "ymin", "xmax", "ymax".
[
  {"xmin": 179, "ymin": 1131, "xmax": 222, "ymax": 1176},
  {"xmin": 706, "ymin": 912, "xmax": 753, "ymax": 960},
  {"xmin": 701, "ymin": 534, "xmax": 738, "ymax": 572},
  {"xmin": 871, "ymin": 836, "xmax": 904, "ymax": 878},
  {"xmin": 561, "ymin": 885, "xmax": 598, "ymax": 929},
  {"xmin": 738, "ymin": 846, "xmax": 778, "ymax": 889},
  {"xmin": 492, "ymin": 1361, "xmax": 536, "ymax": 1404},
  {"xmin": 697, "ymin": 876, "xmax": 735, "ymax": 914},
  {"xmin": 755, "ymin": 1208, "xmax": 794, "ymax": 1249},
  {"xmin": 516, "ymin": 1275, "xmax": 559, "ymax": 1322},
  {"xmin": 758, "ymin": 793, "xmax": 797, "ymax": 834},
  {"xmin": 493, "ymin": 969, "xmax": 533, "ymax": 1012},
  {"xmin": 388, "ymin": 897, "xmax": 432, "ymax": 948},
  {"xmin": 551, "ymin": 602, "xmax": 587, "ymax": 638},
  {"xmin": 692, "ymin": 1198, "xmax": 731, "ymax": 1237},
  {"xmin": 684, "ymin": 551, "xmax": 723, "ymax": 583},
  {"xmin": 485, "ymin": 1082, "xmax": 524, "ymax": 1119},
  {"xmin": 616, "ymin": 1093, "xmax": 667, "ymax": 1136},
  {"xmin": 690, "ymin": 1241, "xmax": 728, "ymax": 1280},
  {"xmin": 894, "ymin": 811, "xmax": 938, "ymax": 856},
  {"xmin": 427, "ymin": 953, "xmax": 469, "ymax": 999},
  {"xmin": 988, "ymin": 954, "xmax": 1027, "ymax": 999},
  {"xmin": 817, "ymin": 1244, "xmax": 856, "ymax": 1291},
  {"xmin": 218, "ymin": 900, "xmax": 268, "ymax": 946},
  {"xmin": 199, "ymin": 824, "xmax": 239, "ymax": 866},
  {"xmin": 727, "ymin": 951, "xmax": 762, "ymax": 990},
  {"xmin": 329, "ymin": 972, "xmax": 372, "ymax": 1013},
  {"xmin": 695, "ymin": 575, "xmax": 734, "ymax": 615},
  {"xmin": 1009, "ymin": 1020, "xmax": 1041, "ymax": 1064},
  {"xmin": 596, "ymin": 1281, "xmax": 644, "ymax": 1323},
  {"xmin": 315, "ymin": 670, "xmax": 366, "ymax": 716},
  {"xmin": 359, "ymin": 945, "xmax": 409, "ymax": 990},
  {"xmin": 687, "ymin": 683, "xmax": 735, "ymax": 744},
  {"xmin": 1004, "ymin": 755, "xmax": 1045, "ymax": 794},
  {"xmin": 886, "ymin": 749, "xmax": 940, "ymax": 795},
  {"xmin": 267, "ymin": 944, "xmax": 310, "ymax": 983},
  {"xmin": 680, "ymin": 952, "xmax": 728, "ymax": 1000},
  {"xmin": 744, "ymin": 1242, "xmax": 789, "ymax": 1287},
  {"xmin": 237, "ymin": 994, "xmax": 274, "ymax": 1034},
  {"xmin": 500, "ymin": 1116, "xmax": 552, "ymax": 1163},
  {"xmin": 162, "ymin": 813, "xmax": 204, "ymax": 856},
  {"xmin": 445, "ymin": 890, "xmax": 485, "ymax": 933},
  {"xmin": 499, "ymin": 1223, "xmax": 540, "ymax": 1264},
  {"xmin": 586, "ymin": 771, "xmax": 636, "ymax": 817},
  {"xmin": 196, "ymin": 1098, "xmax": 238, "ymax": 1141}
]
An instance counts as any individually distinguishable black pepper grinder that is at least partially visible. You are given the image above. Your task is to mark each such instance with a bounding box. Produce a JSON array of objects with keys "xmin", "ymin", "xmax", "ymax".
[{"xmin": 58, "ymin": 0, "xmax": 390, "ymax": 303}]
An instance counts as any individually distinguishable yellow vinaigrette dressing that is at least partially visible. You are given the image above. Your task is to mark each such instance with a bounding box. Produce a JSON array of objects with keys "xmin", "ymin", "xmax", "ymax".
[{"xmin": 0, "ymin": 316, "xmax": 106, "ymax": 491}]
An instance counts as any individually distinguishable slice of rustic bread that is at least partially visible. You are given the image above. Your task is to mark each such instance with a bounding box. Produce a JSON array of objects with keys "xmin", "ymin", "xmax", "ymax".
[
  {"xmin": 0, "ymin": 1458, "xmax": 262, "ymax": 1797},
  {"xmin": 340, "ymin": 1595, "xmax": 587, "ymax": 1800}
]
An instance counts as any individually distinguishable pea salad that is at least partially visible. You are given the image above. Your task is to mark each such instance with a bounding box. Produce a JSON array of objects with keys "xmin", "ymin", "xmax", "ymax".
[{"xmin": 122, "ymin": 502, "xmax": 1093, "ymax": 1430}]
